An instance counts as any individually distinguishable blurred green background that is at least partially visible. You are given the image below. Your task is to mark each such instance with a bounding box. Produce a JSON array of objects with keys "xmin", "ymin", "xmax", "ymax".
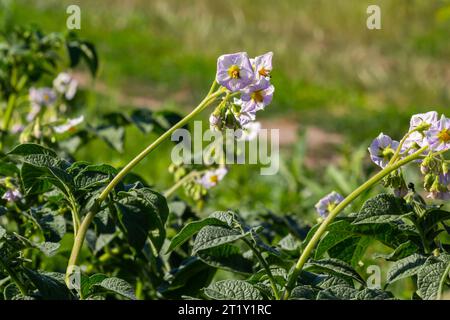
[
  {"xmin": 1, "ymin": 0, "xmax": 449, "ymax": 216},
  {"xmin": 1, "ymin": 0, "xmax": 449, "ymax": 299}
]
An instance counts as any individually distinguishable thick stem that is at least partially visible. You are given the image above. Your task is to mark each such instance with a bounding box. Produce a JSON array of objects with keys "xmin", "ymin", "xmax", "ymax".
[
  {"xmin": 65, "ymin": 86, "xmax": 224, "ymax": 284},
  {"xmin": 282, "ymin": 146, "xmax": 428, "ymax": 299}
]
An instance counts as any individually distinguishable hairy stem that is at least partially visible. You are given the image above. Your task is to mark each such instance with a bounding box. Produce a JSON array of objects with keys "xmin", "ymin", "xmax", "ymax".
[
  {"xmin": 282, "ymin": 146, "xmax": 428, "ymax": 299},
  {"xmin": 65, "ymin": 84, "xmax": 224, "ymax": 285}
]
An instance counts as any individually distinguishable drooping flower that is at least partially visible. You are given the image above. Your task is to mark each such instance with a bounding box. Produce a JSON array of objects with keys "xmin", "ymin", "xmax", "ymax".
[
  {"xmin": 216, "ymin": 52, "xmax": 254, "ymax": 92},
  {"xmin": 425, "ymin": 115, "xmax": 450, "ymax": 152},
  {"xmin": 368, "ymin": 133, "xmax": 399, "ymax": 168},
  {"xmin": 53, "ymin": 72, "xmax": 78, "ymax": 100},
  {"xmin": 251, "ymin": 52, "xmax": 273, "ymax": 81},
  {"xmin": 240, "ymin": 78, "xmax": 274, "ymax": 113},
  {"xmin": 53, "ymin": 116, "xmax": 84, "ymax": 134},
  {"xmin": 427, "ymin": 178, "xmax": 450, "ymax": 200},
  {"xmin": 29, "ymin": 87, "xmax": 57, "ymax": 107},
  {"xmin": 236, "ymin": 121, "xmax": 261, "ymax": 141},
  {"xmin": 198, "ymin": 167, "xmax": 228, "ymax": 189},
  {"xmin": 315, "ymin": 191, "xmax": 344, "ymax": 218},
  {"xmin": 2, "ymin": 189, "xmax": 22, "ymax": 203}
]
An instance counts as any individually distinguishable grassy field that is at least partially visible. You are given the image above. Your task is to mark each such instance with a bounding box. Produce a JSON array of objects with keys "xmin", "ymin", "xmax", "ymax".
[{"xmin": 1, "ymin": 0, "xmax": 449, "ymax": 217}]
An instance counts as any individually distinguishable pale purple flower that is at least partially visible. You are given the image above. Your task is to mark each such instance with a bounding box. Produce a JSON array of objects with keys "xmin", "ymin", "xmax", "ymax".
[
  {"xmin": 403, "ymin": 111, "xmax": 439, "ymax": 150},
  {"xmin": 2, "ymin": 189, "xmax": 22, "ymax": 202},
  {"xmin": 209, "ymin": 113, "xmax": 221, "ymax": 131},
  {"xmin": 315, "ymin": 191, "xmax": 344, "ymax": 218},
  {"xmin": 26, "ymin": 104, "xmax": 41, "ymax": 122},
  {"xmin": 240, "ymin": 78, "xmax": 274, "ymax": 113},
  {"xmin": 29, "ymin": 87, "xmax": 57, "ymax": 107},
  {"xmin": 410, "ymin": 111, "xmax": 438, "ymax": 131},
  {"xmin": 11, "ymin": 124, "xmax": 24, "ymax": 134},
  {"xmin": 236, "ymin": 121, "xmax": 261, "ymax": 141},
  {"xmin": 231, "ymin": 98, "xmax": 256, "ymax": 125},
  {"xmin": 251, "ymin": 52, "xmax": 273, "ymax": 81},
  {"xmin": 440, "ymin": 172, "xmax": 450, "ymax": 185},
  {"xmin": 53, "ymin": 116, "xmax": 84, "ymax": 134},
  {"xmin": 216, "ymin": 52, "xmax": 254, "ymax": 92},
  {"xmin": 427, "ymin": 190, "xmax": 450, "ymax": 201},
  {"xmin": 53, "ymin": 72, "xmax": 78, "ymax": 100},
  {"xmin": 198, "ymin": 168, "xmax": 228, "ymax": 189},
  {"xmin": 368, "ymin": 133, "xmax": 399, "ymax": 168},
  {"xmin": 426, "ymin": 115, "xmax": 450, "ymax": 152}
]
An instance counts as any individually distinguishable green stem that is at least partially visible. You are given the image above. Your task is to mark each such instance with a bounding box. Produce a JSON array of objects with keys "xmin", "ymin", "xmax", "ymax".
[
  {"xmin": 65, "ymin": 85, "xmax": 224, "ymax": 285},
  {"xmin": 0, "ymin": 94, "xmax": 17, "ymax": 150},
  {"xmin": 282, "ymin": 146, "xmax": 428, "ymax": 299},
  {"xmin": 163, "ymin": 170, "xmax": 204, "ymax": 199},
  {"xmin": 243, "ymin": 239, "xmax": 280, "ymax": 300}
]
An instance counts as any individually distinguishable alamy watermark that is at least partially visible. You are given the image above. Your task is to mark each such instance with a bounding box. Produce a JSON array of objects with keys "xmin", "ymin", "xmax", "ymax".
[{"xmin": 170, "ymin": 121, "xmax": 280, "ymax": 175}]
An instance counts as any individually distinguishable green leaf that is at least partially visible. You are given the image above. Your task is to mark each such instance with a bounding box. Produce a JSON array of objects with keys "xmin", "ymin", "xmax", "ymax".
[
  {"xmin": 33, "ymin": 210, "xmax": 66, "ymax": 243},
  {"xmin": 32, "ymin": 241, "xmax": 60, "ymax": 257},
  {"xmin": 417, "ymin": 255, "xmax": 450, "ymax": 300},
  {"xmin": 373, "ymin": 240, "xmax": 419, "ymax": 262},
  {"xmin": 93, "ymin": 277, "xmax": 136, "ymax": 300},
  {"xmin": 317, "ymin": 285, "xmax": 359, "ymax": 300},
  {"xmin": 74, "ymin": 164, "xmax": 117, "ymax": 190},
  {"xmin": 328, "ymin": 236, "xmax": 371, "ymax": 267},
  {"xmin": 192, "ymin": 226, "xmax": 248, "ymax": 255},
  {"xmin": 115, "ymin": 188, "xmax": 168, "ymax": 252},
  {"xmin": 204, "ymin": 280, "xmax": 263, "ymax": 300},
  {"xmin": 95, "ymin": 125, "xmax": 125, "ymax": 153},
  {"xmin": 167, "ymin": 217, "xmax": 228, "ymax": 253},
  {"xmin": 421, "ymin": 209, "xmax": 450, "ymax": 233},
  {"xmin": 130, "ymin": 109, "xmax": 155, "ymax": 134},
  {"xmin": 4, "ymin": 283, "xmax": 23, "ymax": 300},
  {"xmin": 290, "ymin": 285, "xmax": 319, "ymax": 300},
  {"xmin": 353, "ymin": 193, "xmax": 411, "ymax": 224},
  {"xmin": 315, "ymin": 220, "xmax": 355, "ymax": 259},
  {"xmin": 158, "ymin": 257, "xmax": 215, "ymax": 299},
  {"xmin": 24, "ymin": 269, "xmax": 73, "ymax": 300},
  {"xmin": 197, "ymin": 243, "xmax": 253, "ymax": 274},
  {"xmin": 80, "ymin": 273, "xmax": 108, "ymax": 298},
  {"xmin": 387, "ymin": 253, "xmax": 428, "ymax": 284},
  {"xmin": 355, "ymin": 288, "xmax": 394, "ymax": 300},
  {"xmin": 8, "ymin": 143, "xmax": 56, "ymax": 157},
  {"xmin": 306, "ymin": 258, "xmax": 365, "ymax": 284}
]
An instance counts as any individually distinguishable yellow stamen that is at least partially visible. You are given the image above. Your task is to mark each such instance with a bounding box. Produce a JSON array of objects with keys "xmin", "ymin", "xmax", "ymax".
[
  {"xmin": 438, "ymin": 129, "xmax": 450, "ymax": 143},
  {"xmin": 209, "ymin": 175, "xmax": 219, "ymax": 184},
  {"xmin": 251, "ymin": 90, "xmax": 264, "ymax": 103},
  {"xmin": 258, "ymin": 67, "xmax": 269, "ymax": 77},
  {"xmin": 228, "ymin": 65, "xmax": 240, "ymax": 79}
]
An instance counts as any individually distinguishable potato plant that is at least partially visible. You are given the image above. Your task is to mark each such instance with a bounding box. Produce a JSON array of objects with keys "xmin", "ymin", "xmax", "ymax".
[{"xmin": 0, "ymin": 26, "xmax": 449, "ymax": 301}]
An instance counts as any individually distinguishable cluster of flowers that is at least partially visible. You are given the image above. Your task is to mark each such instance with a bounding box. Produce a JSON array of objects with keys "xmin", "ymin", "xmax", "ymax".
[
  {"xmin": 315, "ymin": 111, "xmax": 450, "ymax": 218},
  {"xmin": 23, "ymin": 72, "xmax": 83, "ymax": 134},
  {"xmin": 210, "ymin": 51, "xmax": 274, "ymax": 137},
  {"xmin": 196, "ymin": 52, "xmax": 275, "ymax": 190}
]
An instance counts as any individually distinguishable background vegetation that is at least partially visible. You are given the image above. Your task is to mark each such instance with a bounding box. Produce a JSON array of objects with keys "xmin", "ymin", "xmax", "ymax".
[{"xmin": 1, "ymin": 0, "xmax": 449, "ymax": 299}]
